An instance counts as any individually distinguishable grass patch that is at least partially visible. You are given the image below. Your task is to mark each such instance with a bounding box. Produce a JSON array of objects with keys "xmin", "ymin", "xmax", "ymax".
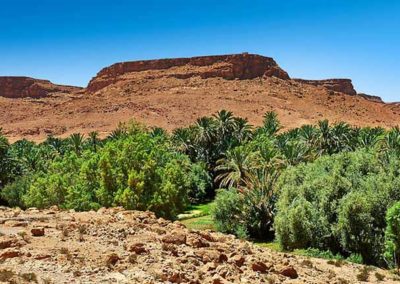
[
  {"xmin": 181, "ymin": 215, "xmax": 215, "ymax": 231},
  {"xmin": 254, "ymin": 241, "xmax": 282, "ymax": 251},
  {"xmin": 178, "ymin": 202, "xmax": 213, "ymax": 220},
  {"xmin": 179, "ymin": 201, "xmax": 216, "ymax": 230}
]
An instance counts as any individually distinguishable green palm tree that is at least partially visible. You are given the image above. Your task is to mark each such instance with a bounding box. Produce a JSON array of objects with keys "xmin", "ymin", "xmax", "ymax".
[
  {"xmin": 107, "ymin": 126, "xmax": 128, "ymax": 141},
  {"xmin": 384, "ymin": 126, "xmax": 400, "ymax": 154},
  {"xmin": 213, "ymin": 110, "xmax": 236, "ymax": 137},
  {"xmin": 0, "ymin": 128, "xmax": 9, "ymax": 157},
  {"xmin": 87, "ymin": 131, "xmax": 100, "ymax": 152},
  {"xmin": 261, "ymin": 111, "xmax": 281, "ymax": 136},
  {"xmin": 44, "ymin": 135, "xmax": 65, "ymax": 155},
  {"xmin": 299, "ymin": 124, "xmax": 319, "ymax": 148},
  {"xmin": 357, "ymin": 127, "xmax": 384, "ymax": 149},
  {"xmin": 215, "ymin": 146, "xmax": 259, "ymax": 188},
  {"xmin": 195, "ymin": 116, "xmax": 217, "ymax": 146},
  {"xmin": 232, "ymin": 117, "xmax": 253, "ymax": 144},
  {"xmin": 69, "ymin": 133, "xmax": 85, "ymax": 155},
  {"xmin": 150, "ymin": 127, "xmax": 167, "ymax": 139},
  {"xmin": 279, "ymin": 140, "xmax": 311, "ymax": 166}
]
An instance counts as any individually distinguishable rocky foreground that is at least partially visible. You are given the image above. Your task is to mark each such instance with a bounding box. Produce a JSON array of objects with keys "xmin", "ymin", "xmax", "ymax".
[{"xmin": 0, "ymin": 207, "xmax": 398, "ymax": 283}]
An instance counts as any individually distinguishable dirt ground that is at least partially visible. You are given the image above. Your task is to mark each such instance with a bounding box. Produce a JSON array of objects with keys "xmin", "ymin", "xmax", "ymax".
[{"xmin": 0, "ymin": 206, "xmax": 398, "ymax": 283}]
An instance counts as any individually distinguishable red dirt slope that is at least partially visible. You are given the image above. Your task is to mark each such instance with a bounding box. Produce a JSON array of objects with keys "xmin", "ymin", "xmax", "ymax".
[{"xmin": 0, "ymin": 53, "xmax": 399, "ymax": 142}]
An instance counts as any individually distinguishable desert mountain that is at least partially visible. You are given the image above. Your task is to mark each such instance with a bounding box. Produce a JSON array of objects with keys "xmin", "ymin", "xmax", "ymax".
[
  {"xmin": 0, "ymin": 77, "xmax": 82, "ymax": 99},
  {"xmin": 1, "ymin": 53, "xmax": 399, "ymax": 142}
]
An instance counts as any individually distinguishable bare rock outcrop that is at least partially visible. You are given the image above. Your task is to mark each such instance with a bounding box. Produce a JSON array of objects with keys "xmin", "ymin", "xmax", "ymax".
[
  {"xmin": 294, "ymin": 78, "xmax": 357, "ymax": 96},
  {"xmin": 357, "ymin": 93, "xmax": 384, "ymax": 103},
  {"xmin": 0, "ymin": 76, "xmax": 82, "ymax": 98},
  {"xmin": 87, "ymin": 53, "xmax": 290, "ymax": 93}
]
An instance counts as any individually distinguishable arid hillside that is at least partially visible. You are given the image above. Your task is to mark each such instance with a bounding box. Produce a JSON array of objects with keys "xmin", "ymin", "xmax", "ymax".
[{"xmin": 1, "ymin": 53, "xmax": 399, "ymax": 142}]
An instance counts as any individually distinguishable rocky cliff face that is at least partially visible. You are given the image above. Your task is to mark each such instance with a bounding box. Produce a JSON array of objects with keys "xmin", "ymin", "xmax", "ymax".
[
  {"xmin": 87, "ymin": 53, "xmax": 290, "ymax": 93},
  {"xmin": 357, "ymin": 93, "xmax": 384, "ymax": 103},
  {"xmin": 293, "ymin": 79, "xmax": 357, "ymax": 96},
  {"xmin": 0, "ymin": 77, "xmax": 81, "ymax": 98}
]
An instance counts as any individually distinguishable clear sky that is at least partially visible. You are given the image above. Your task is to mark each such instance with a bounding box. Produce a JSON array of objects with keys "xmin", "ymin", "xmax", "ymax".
[{"xmin": 1, "ymin": 0, "xmax": 399, "ymax": 102}]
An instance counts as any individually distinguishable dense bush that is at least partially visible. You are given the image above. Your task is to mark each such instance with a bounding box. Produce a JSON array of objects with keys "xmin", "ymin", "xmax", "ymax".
[
  {"xmin": 3, "ymin": 111, "xmax": 400, "ymax": 269},
  {"xmin": 212, "ymin": 186, "xmax": 276, "ymax": 240},
  {"xmin": 275, "ymin": 150, "xmax": 400, "ymax": 266},
  {"xmin": 211, "ymin": 188, "xmax": 247, "ymax": 237},
  {"xmin": 1, "ymin": 124, "xmax": 207, "ymax": 219},
  {"xmin": 384, "ymin": 201, "xmax": 400, "ymax": 269}
]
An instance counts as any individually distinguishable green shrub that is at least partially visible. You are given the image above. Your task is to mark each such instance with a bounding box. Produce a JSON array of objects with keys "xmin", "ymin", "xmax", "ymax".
[
  {"xmin": 275, "ymin": 150, "xmax": 400, "ymax": 265},
  {"xmin": 384, "ymin": 201, "xmax": 400, "ymax": 269},
  {"xmin": 8, "ymin": 125, "xmax": 200, "ymax": 219},
  {"xmin": 212, "ymin": 187, "xmax": 276, "ymax": 240},
  {"xmin": 211, "ymin": 188, "xmax": 247, "ymax": 237},
  {"xmin": 337, "ymin": 191, "xmax": 386, "ymax": 265},
  {"xmin": 187, "ymin": 162, "xmax": 212, "ymax": 203},
  {"xmin": 1, "ymin": 175, "xmax": 31, "ymax": 207}
]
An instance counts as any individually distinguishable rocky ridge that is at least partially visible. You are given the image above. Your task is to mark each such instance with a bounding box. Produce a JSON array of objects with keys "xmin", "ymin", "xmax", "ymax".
[
  {"xmin": 1, "ymin": 53, "xmax": 398, "ymax": 142},
  {"xmin": 0, "ymin": 77, "xmax": 82, "ymax": 99},
  {"xmin": 293, "ymin": 79, "xmax": 357, "ymax": 96},
  {"xmin": 0, "ymin": 207, "xmax": 397, "ymax": 283},
  {"xmin": 86, "ymin": 53, "xmax": 290, "ymax": 93}
]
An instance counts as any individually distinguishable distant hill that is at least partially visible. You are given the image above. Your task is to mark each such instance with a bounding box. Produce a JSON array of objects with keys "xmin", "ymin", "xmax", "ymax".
[{"xmin": 1, "ymin": 53, "xmax": 399, "ymax": 142}]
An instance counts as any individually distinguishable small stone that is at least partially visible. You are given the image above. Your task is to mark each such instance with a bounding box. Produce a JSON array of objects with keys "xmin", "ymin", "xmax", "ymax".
[
  {"xmin": 34, "ymin": 253, "xmax": 51, "ymax": 260},
  {"xmin": 211, "ymin": 275, "xmax": 224, "ymax": 284},
  {"xmin": 280, "ymin": 266, "xmax": 298, "ymax": 279},
  {"xmin": 31, "ymin": 227, "xmax": 45, "ymax": 237},
  {"xmin": 129, "ymin": 242, "xmax": 147, "ymax": 254},
  {"xmin": 0, "ymin": 248, "xmax": 21, "ymax": 259},
  {"xmin": 162, "ymin": 232, "xmax": 186, "ymax": 245},
  {"xmin": 230, "ymin": 254, "xmax": 245, "ymax": 267},
  {"xmin": 4, "ymin": 220, "xmax": 28, "ymax": 227},
  {"xmin": 106, "ymin": 253, "xmax": 120, "ymax": 267},
  {"xmin": 187, "ymin": 235, "xmax": 209, "ymax": 248},
  {"xmin": 0, "ymin": 238, "xmax": 14, "ymax": 249},
  {"xmin": 168, "ymin": 272, "xmax": 184, "ymax": 283},
  {"xmin": 252, "ymin": 261, "xmax": 269, "ymax": 273},
  {"xmin": 218, "ymin": 253, "xmax": 228, "ymax": 263}
]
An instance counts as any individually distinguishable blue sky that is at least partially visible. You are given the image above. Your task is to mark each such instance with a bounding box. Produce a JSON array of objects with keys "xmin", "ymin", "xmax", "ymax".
[{"xmin": 1, "ymin": 0, "xmax": 399, "ymax": 102}]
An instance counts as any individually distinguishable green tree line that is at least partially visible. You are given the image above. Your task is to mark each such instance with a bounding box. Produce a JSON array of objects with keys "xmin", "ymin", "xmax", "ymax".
[{"xmin": 2, "ymin": 111, "xmax": 400, "ymax": 268}]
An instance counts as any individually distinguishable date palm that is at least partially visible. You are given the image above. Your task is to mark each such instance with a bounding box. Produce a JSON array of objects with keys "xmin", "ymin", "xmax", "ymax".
[
  {"xmin": 357, "ymin": 127, "xmax": 384, "ymax": 149},
  {"xmin": 260, "ymin": 111, "xmax": 281, "ymax": 136},
  {"xmin": 87, "ymin": 131, "xmax": 101, "ymax": 152},
  {"xmin": 213, "ymin": 110, "xmax": 236, "ymax": 137},
  {"xmin": 215, "ymin": 146, "xmax": 259, "ymax": 188},
  {"xmin": 384, "ymin": 126, "xmax": 400, "ymax": 154},
  {"xmin": 0, "ymin": 128, "xmax": 9, "ymax": 157},
  {"xmin": 69, "ymin": 133, "xmax": 85, "ymax": 155},
  {"xmin": 232, "ymin": 117, "xmax": 253, "ymax": 144},
  {"xmin": 43, "ymin": 135, "xmax": 65, "ymax": 155}
]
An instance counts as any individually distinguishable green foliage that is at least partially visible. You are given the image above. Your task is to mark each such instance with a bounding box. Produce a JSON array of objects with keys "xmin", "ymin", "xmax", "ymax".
[
  {"xmin": 187, "ymin": 163, "xmax": 212, "ymax": 203},
  {"xmin": 297, "ymin": 248, "xmax": 343, "ymax": 261},
  {"xmin": 1, "ymin": 175, "xmax": 31, "ymax": 207},
  {"xmin": 2, "ymin": 123, "xmax": 206, "ymax": 219},
  {"xmin": 211, "ymin": 188, "xmax": 246, "ymax": 237},
  {"xmin": 212, "ymin": 186, "xmax": 276, "ymax": 240},
  {"xmin": 0, "ymin": 129, "xmax": 11, "ymax": 191},
  {"xmin": 275, "ymin": 150, "xmax": 400, "ymax": 266},
  {"xmin": 384, "ymin": 201, "xmax": 400, "ymax": 269},
  {"xmin": 4, "ymin": 110, "xmax": 400, "ymax": 269}
]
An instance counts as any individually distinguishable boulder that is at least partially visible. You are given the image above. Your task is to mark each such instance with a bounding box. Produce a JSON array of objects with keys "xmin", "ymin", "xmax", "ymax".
[
  {"xmin": 31, "ymin": 227, "xmax": 45, "ymax": 237},
  {"xmin": 280, "ymin": 266, "xmax": 298, "ymax": 279},
  {"xmin": 162, "ymin": 232, "xmax": 187, "ymax": 245}
]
